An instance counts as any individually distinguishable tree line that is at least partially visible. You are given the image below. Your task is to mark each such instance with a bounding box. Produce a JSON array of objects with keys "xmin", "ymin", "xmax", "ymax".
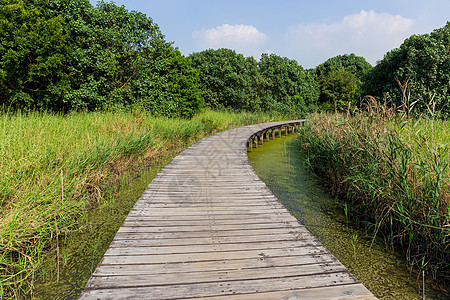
[
  {"xmin": 190, "ymin": 50, "xmax": 319, "ymax": 115},
  {"xmin": 1, "ymin": 1, "xmax": 449, "ymax": 117}
]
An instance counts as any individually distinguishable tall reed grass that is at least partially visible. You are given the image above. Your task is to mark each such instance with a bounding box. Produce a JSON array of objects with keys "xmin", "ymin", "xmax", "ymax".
[
  {"xmin": 299, "ymin": 110, "xmax": 450, "ymax": 284},
  {"xmin": 0, "ymin": 109, "xmax": 286, "ymax": 298}
]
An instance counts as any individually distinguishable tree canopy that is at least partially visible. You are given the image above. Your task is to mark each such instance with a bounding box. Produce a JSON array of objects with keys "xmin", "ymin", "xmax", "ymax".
[
  {"xmin": 364, "ymin": 22, "xmax": 450, "ymax": 116},
  {"xmin": 0, "ymin": 0, "xmax": 203, "ymax": 117},
  {"xmin": 190, "ymin": 50, "xmax": 319, "ymax": 114},
  {"xmin": 258, "ymin": 53, "xmax": 319, "ymax": 114},
  {"xmin": 315, "ymin": 53, "xmax": 372, "ymax": 79},
  {"xmin": 189, "ymin": 48, "xmax": 264, "ymax": 111},
  {"xmin": 314, "ymin": 54, "xmax": 372, "ymax": 112}
]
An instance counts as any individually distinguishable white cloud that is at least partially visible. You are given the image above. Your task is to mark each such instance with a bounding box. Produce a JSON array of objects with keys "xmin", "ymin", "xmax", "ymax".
[
  {"xmin": 286, "ymin": 10, "xmax": 416, "ymax": 68},
  {"xmin": 192, "ymin": 24, "xmax": 268, "ymax": 58}
]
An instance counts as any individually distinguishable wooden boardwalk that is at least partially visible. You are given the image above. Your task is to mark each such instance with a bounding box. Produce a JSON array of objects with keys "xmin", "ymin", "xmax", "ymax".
[{"xmin": 80, "ymin": 121, "xmax": 376, "ymax": 300}]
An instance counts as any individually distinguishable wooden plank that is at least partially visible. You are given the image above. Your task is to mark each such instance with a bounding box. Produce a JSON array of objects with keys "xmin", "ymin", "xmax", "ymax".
[
  {"xmin": 98, "ymin": 247, "xmax": 329, "ymax": 265},
  {"xmin": 116, "ymin": 222, "xmax": 302, "ymax": 233},
  {"xmin": 131, "ymin": 202, "xmax": 286, "ymax": 208},
  {"xmin": 139, "ymin": 190, "xmax": 275, "ymax": 195},
  {"xmin": 138, "ymin": 195, "xmax": 280, "ymax": 201},
  {"xmin": 126, "ymin": 208, "xmax": 291, "ymax": 215},
  {"xmin": 109, "ymin": 233, "xmax": 316, "ymax": 247},
  {"xmin": 93, "ymin": 254, "xmax": 339, "ymax": 278},
  {"xmin": 128, "ymin": 207, "xmax": 290, "ymax": 213},
  {"xmin": 80, "ymin": 272, "xmax": 359, "ymax": 300},
  {"xmin": 132, "ymin": 200, "xmax": 284, "ymax": 206},
  {"xmin": 188, "ymin": 284, "xmax": 377, "ymax": 300},
  {"xmin": 113, "ymin": 227, "xmax": 312, "ymax": 240},
  {"xmin": 121, "ymin": 216, "xmax": 302, "ymax": 226},
  {"xmin": 126, "ymin": 211, "xmax": 296, "ymax": 217},
  {"xmin": 92, "ymin": 254, "xmax": 339, "ymax": 276},
  {"xmin": 85, "ymin": 262, "xmax": 347, "ymax": 288},
  {"xmin": 104, "ymin": 240, "xmax": 322, "ymax": 256},
  {"xmin": 122, "ymin": 213, "xmax": 299, "ymax": 222}
]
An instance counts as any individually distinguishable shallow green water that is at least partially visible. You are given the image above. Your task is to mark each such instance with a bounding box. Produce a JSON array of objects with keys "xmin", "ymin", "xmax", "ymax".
[
  {"xmin": 33, "ymin": 164, "xmax": 164, "ymax": 299},
  {"xmin": 248, "ymin": 134, "xmax": 447, "ymax": 300}
]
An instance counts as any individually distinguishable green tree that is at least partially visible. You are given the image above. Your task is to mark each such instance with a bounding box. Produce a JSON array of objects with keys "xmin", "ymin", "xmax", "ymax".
[
  {"xmin": 190, "ymin": 48, "xmax": 264, "ymax": 111},
  {"xmin": 364, "ymin": 22, "xmax": 450, "ymax": 116},
  {"xmin": 315, "ymin": 53, "xmax": 372, "ymax": 79},
  {"xmin": 314, "ymin": 54, "xmax": 372, "ymax": 111},
  {"xmin": 0, "ymin": 0, "xmax": 203, "ymax": 117},
  {"xmin": 258, "ymin": 53, "xmax": 319, "ymax": 114},
  {"xmin": 57, "ymin": 0, "xmax": 203, "ymax": 116},
  {"xmin": 0, "ymin": 0, "xmax": 72, "ymax": 108},
  {"xmin": 317, "ymin": 69, "xmax": 358, "ymax": 112}
]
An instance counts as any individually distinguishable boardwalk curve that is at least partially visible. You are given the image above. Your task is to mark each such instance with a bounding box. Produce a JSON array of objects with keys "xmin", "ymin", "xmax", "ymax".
[{"xmin": 80, "ymin": 120, "xmax": 376, "ymax": 299}]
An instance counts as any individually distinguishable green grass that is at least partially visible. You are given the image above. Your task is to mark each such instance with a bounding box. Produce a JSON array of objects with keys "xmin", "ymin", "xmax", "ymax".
[
  {"xmin": 0, "ymin": 109, "xmax": 289, "ymax": 298},
  {"xmin": 298, "ymin": 112, "xmax": 450, "ymax": 283}
]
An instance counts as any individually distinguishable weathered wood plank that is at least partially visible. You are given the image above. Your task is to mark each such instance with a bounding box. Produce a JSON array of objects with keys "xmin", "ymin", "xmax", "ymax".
[
  {"xmin": 187, "ymin": 284, "xmax": 377, "ymax": 300},
  {"xmin": 99, "ymin": 247, "xmax": 329, "ymax": 265},
  {"xmin": 109, "ymin": 233, "xmax": 316, "ymax": 247},
  {"xmin": 120, "ymin": 217, "xmax": 301, "ymax": 226},
  {"xmin": 113, "ymin": 227, "xmax": 311, "ymax": 240},
  {"xmin": 85, "ymin": 262, "xmax": 347, "ymax": 289},
  {"xmin": 122, "ymin": 212, "xmax": 299, "ymax": 222},
  {"xmin": 104, "ymin": 240, "xmax": 322, "ymax": 256},
  {"xmin": 92, "ymin": 254, "xmax": 339, "ymax": 276},
  {"xmin": 128, "ymin": 207, "xmax": 291, "ymax": 213},
  {"xmin": 131, "ymin": 201, "xmax": 286, "ymax": 207},
  {"xmin": 116, "ymin": 222, "xmax": 302, "ymax": 233},
  {"xmin": 80, "ymin": 272, "xmax": 359, "ymax": 299}
]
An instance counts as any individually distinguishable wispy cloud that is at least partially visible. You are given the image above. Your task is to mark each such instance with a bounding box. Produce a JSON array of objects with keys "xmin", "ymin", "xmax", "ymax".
[
  {"xmin": 286, "ymin": 10, "xmax": 415, "ymax": 67},
  {"xmin": 192, "ymin": 24, "xmax": 268, "ymax": 58}
]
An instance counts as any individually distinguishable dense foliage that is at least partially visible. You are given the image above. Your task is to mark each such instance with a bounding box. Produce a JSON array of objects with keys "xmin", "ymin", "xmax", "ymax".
[
  {"xmin": 189, "ymin": 49, "xmax": 264, "ymax": 111},
  {"xmin": 364, "ymin": 22, "xmax": 450, "ymax": 117},
  {"xmin": 314, "ymin": 54, "xmax": 372, "ymax": 112},
  {"xmin": 190, "ymin": 49, "xmax": 319, "ymax": 114},
  {"xmin": 0, "ymin": 0, "xmax": 203, "ymax": 117},
  {"xmin": 258, "ymin": 53, "xmax": 319, "ymax": 114},
  {"xmin": 315, "ymin": 53, "xmax": 372, "ymax": 79}
]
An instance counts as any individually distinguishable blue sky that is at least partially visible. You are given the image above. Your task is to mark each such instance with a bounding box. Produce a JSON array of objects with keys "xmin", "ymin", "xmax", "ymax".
[{"xmin": 88, "ymin": 0, "xmax": 450, "ymax": 68}]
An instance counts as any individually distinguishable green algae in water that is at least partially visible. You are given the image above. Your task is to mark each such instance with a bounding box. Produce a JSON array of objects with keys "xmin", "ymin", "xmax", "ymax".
[
  {"xmin": 33, "ymin": 164, "xmax": 164, "ymax": 299},
  {"xmin": 248, "ymin": 134, "xmax": 447, "ymax": 300}
]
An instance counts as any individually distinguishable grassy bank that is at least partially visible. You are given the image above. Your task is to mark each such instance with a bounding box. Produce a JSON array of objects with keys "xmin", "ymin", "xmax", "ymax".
[
  {"xmin": 298, "ymin": 112, "xmax": 450, "ymax": 285},
  {"xmin": 0, "ymin": 109, "xmax": 286, "ymax": 298}
]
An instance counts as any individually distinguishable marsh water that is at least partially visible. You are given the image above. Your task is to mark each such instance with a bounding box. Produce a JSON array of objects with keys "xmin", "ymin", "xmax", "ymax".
[
  {"xmin": 34, "ymin": 163, "xmax": 166, "ymax": 299},
  {"xmin": 248, "ymin": 134, "xmax": 447, "ymax": 300},
  {"xmin": 35, "ymin": 133, "xmax": 447, "ymax": 299}
]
